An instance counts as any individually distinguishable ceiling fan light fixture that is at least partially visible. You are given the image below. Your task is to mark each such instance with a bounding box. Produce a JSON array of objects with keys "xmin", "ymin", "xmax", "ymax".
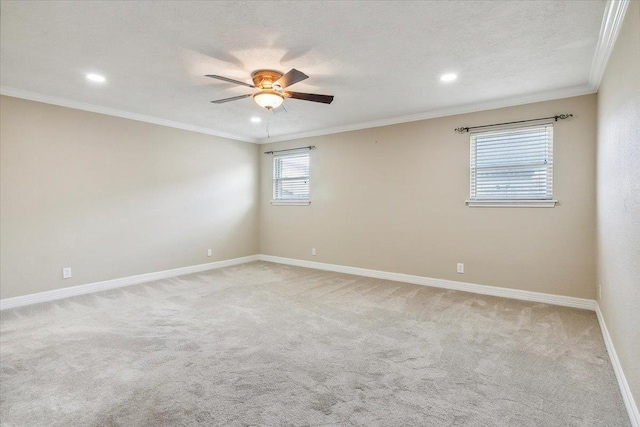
[{"xmin": 253, "ymin": 90, "xmax": 284, "ymax": 109}]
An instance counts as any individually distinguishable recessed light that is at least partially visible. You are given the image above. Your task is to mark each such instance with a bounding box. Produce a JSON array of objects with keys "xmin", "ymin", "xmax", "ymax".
[
  {"xmin": 86, "ymin": 73, "xmax": 106, "ymax": 83},
  {"xmin": 440, "ymin": 73, "xmax": 457, "ymax": 82},
  {"xmin": 250, "ymin": 117, "xmax": 262, "ymax": 123}
]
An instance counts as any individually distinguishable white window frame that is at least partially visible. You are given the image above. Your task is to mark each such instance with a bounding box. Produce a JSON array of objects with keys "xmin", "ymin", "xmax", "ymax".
[
  {"xmin": 467, "ymin": 123, "xmax": 558, "ymax": 208},
  {"xmin": 271, "ymin": 150, "xmax": 311, "ymax": 206}
]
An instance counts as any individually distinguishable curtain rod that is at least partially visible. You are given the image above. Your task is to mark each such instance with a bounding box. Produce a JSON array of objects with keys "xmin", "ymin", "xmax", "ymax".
[
  {"xmin": 264, "ymin": 145, "xmax": 316, "ymax": 154},
  {"xmin": 454, "ymin": 114, "xmax": 573, "ymax": 134}
]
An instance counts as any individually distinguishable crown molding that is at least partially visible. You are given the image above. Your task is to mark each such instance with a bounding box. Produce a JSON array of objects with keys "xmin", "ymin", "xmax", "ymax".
[
  {"xmin": 1, "ymin": 82, "xmax": 598, "ymax": 147},
  {"xmin": 257, "ymin": 84, "xmax": 596, "ymax": 144},
  {"xmin": 0, "ymin": 87, "xmax": 258, "ymax": 144},
  {"xmin": 589, "ymin": 0, "xmax": 630, "ymax": 90},
  {"xmin": 0, "ymin": 84, "xmax": 599, "ymax": 149}
]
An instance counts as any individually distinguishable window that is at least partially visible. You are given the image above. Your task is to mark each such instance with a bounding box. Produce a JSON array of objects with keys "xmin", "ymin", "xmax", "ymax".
[
  {"xmin": 468, "ymin": 124, "xmax": 557, "ymax": 207},
  {"xmin": 272, "ymin": 151, "xmax": 310, "ymax": 205}
]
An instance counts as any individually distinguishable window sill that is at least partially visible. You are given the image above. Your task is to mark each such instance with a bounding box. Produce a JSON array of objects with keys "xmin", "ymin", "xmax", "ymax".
[
  {"xmin": 271, "ymin": 200, "xmax": 311, "ymax": 206},
  {"xmin": 466, "ymin": 199, "xmax": 558, "ymax": 208}
]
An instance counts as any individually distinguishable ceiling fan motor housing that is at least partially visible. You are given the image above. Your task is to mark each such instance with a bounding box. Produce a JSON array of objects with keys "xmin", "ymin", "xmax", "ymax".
[{"xmin": 251, "ymin": 70, "xmax": 283, "ymax": 90}]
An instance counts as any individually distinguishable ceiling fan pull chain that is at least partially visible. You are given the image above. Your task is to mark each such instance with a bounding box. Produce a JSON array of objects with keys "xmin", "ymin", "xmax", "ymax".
[{"xmin": 266, "ymin": 108, "xmax": 271, "ymax": 139}]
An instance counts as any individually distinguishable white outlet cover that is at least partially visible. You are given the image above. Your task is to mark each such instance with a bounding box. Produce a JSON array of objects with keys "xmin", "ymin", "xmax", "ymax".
[
  {"xmin": 62, "ymin": 267, "xmax": 72, "ymax": 279},
  {"xmin": 456, "ymin": 263, "xmax": 464, "ymax": 274}
]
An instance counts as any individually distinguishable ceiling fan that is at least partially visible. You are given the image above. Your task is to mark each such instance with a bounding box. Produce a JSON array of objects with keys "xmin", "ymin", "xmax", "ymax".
[{"xmin": 206, "ymin": 68, "xmax": 334, "ymax": 110}]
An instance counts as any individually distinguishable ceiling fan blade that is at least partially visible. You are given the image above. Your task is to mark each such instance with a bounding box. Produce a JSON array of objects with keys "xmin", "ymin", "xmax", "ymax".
[
  {"xmin": 205, "ymin": 74, "xmax": 255, "ymax": 88},
  {"xmin": 211, "ymin": 94, "xmax": 253, "ymax": 104},
  {"xmin": 275, "ymin": 68, "xmax": 309, "ymax": 88},
  {"xmin": 285, "ymin": 91, "xmax": 334, "ymax": 104}
]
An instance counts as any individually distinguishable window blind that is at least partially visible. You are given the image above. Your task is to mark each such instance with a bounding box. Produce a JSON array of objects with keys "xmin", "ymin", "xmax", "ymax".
[
  {"xmin": 273, "ymin": 151, "xmax": 310, "ymax": 200},
  {"xmin": 470, "ymin": 124, "xmax": 553, "ymax": 200}
]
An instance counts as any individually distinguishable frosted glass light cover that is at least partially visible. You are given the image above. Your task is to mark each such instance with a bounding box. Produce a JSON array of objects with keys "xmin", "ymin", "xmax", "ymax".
[{"xmin": 254, "ymin": 92, "xmax": 284, "ymax": 109}]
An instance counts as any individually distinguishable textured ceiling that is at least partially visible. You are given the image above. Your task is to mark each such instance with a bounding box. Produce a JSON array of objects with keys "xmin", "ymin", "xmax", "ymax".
[{"xmin": 0, "ymin": 1, "xmax": 606, "ymax": 142}]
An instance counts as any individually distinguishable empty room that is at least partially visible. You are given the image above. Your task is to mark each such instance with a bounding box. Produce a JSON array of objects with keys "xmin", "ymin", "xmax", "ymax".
[{"xmin": 1, "ymin": 1, "xmax": 638, "ymax": 426}]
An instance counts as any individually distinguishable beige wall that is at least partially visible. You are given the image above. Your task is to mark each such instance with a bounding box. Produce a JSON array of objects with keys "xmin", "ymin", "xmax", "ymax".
[
  {"xmin": 260, "ymin": 95, "xmax": 597, "ymax": 299},
  {"xmin": 597, "ymin": 1, "xmax": 640, "ymax": 411},
  {"xmin": 1, "ymin": 94, "xmax": 600, "ymax": 302},
  {"xmin": 0, "ymin": 96, "xmax": 259, "ymax": 299}
]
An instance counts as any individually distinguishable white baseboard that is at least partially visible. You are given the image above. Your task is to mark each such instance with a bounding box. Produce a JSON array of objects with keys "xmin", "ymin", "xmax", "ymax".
[
  {"xmin": 258, "ymin": 255, "xmax": 596, "ymax": 311},
  {"xmin": 0, "ymin": 255, "xmax": 260, "ymax": 311},
  {"xmin": 596, "ymin": 302, "xmax": 640, "ymax": 427}
]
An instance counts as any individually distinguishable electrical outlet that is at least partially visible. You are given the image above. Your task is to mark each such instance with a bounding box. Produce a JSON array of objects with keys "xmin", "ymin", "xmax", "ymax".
[
  {"xmin": 598, "ymin": 285, "xmax": 602, "ymax": 300},
  {"xmin": 456, "ymin": 263, "xmax": 464, "ymax": 274},
  {"xmin": 207, "ymin": 249, "xmax": 212, "ymax": 257},
  {"xmin": 62, "ymin": 267, "xmax": 72, "ymax": 279},
  {"xmin": 311, "ymin": 248, "xmax": 317, "ymax": 256}
]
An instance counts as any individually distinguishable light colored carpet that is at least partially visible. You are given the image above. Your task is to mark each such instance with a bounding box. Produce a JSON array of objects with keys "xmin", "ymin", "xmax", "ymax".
[{"xmin": 0, "ymin": 261, "xmax": 629, "ymax": 426}]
